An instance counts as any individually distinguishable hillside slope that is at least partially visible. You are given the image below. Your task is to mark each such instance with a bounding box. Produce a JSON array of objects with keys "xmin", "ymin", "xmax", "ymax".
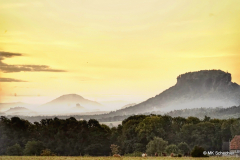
[
  {"xmin": 4, "ymin": 107, "xmax": 37, "ymax": 116},
  {"xmin": 0, "ymin": 102, "xmax": 36, "ymax": 112},
  {"xmin": 112, "ymin": 70, "xmax": 240, "ymax": 115},
  {"xmin": 38, "ymin": 94, "xmax": 103, "ymax": 112}
]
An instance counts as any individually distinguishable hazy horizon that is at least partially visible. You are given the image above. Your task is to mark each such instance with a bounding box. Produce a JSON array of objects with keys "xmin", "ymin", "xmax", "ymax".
[
  {"xmin": 1, "ymin": 2, "xmax": 240, "ymax": 157},
  {"xmin": 1, "ymin": 0, "xmax": 240, "ymax": 108}
]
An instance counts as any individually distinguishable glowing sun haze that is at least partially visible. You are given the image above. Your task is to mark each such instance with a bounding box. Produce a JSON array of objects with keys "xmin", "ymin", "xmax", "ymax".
[{"xmin": 0, "ymin": 0, "xmax": 240, "ymax": 105}]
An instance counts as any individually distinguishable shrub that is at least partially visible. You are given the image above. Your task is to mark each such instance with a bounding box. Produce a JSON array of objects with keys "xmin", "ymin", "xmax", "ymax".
[
  {"xmin": 110, "ymin": 144, "xmax": 120, "ymax": 155},
  {"xmin": 6, "ymin": 144, "xmax": 23, "ymax": 156},
  {"xmin": 23, "ymin": 141, "xmax": 45, "ymax": 156},
  {"xmin": 40, "ymin": 149, "xmax": 56, "ymax": 156},
  {"xmin": 124, "ymin": 151, "xmax": 142, "ymax": 157},
  {"xmin": 84, "ymin": 144, "xmax": 103, "ymax": 156},
  {"xmin": 191, "ymin": 146, "xmax": 208, "ymax": 157},
  {"xmin": 83, "ymin": 154, "xmax": 90, "ymax": 157},
  {"xmin": 166, "ymin": 144, "xmax": 179, "ymax": 155},
  {"xmin": 146, "ymin": 137, "xmax": 168, "ymax": 155},
  {"xmin": 178, "ymin": 153, "xmax": 182, "ymax": 157},
  {"xmin": 170, "ymin": 153, "xmax": 178, "ymax": 157},
  {"xmin": 178, "ymin": 142, "xmax": 190, "ymax": 154}
]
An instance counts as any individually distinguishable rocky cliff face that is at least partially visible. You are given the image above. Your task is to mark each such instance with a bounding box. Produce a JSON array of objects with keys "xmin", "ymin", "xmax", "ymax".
[
  {"xmin": 173, "ymin": 70, "xmax": 239, "ymax": 99},
  {"xmin": 176, "ymin": 70, "xmax": 237, "ymax": 92},
  {"xmin": 113, "ymin": 70, "xmax": 240, "ymax": 115}
]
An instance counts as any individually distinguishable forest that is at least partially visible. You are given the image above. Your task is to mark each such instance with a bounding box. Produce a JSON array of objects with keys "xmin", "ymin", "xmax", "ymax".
[{"xmin": 0, "ymin": 115, "xmax": 240, "ymax": 156}]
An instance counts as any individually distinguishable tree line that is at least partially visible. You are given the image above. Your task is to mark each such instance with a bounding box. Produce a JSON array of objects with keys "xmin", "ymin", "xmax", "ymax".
[{"xmin": 0, "ymin": 115, "xmax": 240, "ymax": 156}]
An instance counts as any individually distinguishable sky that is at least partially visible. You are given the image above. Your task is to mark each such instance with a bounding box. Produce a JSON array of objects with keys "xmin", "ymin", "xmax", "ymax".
[{"xmin": 0, "ymin": 0, "xmax": 240, "ymax": 105}]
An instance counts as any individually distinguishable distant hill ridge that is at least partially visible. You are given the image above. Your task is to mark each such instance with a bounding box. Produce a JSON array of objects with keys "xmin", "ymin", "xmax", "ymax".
[
  {"xmin": 1, "ymin": 70, "xmax": 240, "ymax": 116},
  {"xmin": 5, "ymin": 107, "xmax": 31, "ymax": 112},
  {"xmin": 38, "ymin": 94, "xmax": 103, "ymax": 112},
  {"xmin": 112, "ymin": 70, "xmax": 240, "ymax": 115},
  {"xmin": 4, "ymin": 105, "xmax": 240, "ymax": 123},
  {"xmin": 4, "ymin": 107, "xmax": 37, "ymax": 116},
  {"xmin": 0, "ymin": 102, "xmax": 36, "ymax": 112},
  {"xmin": 121, "ymin": 103, "xmax": 137, "ymax": 109}
]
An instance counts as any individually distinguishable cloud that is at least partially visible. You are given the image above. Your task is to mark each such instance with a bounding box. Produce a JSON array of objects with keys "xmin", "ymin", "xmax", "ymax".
[
  {"xmin": 0, "ymin": 78, "xmax": 27, "ymax": 82},
  {"xmin": 0, "ymin": 52, "xmax": 22, "ymax": 60},
  {"xmin": 0, "ymin": 51, "xmax": 66, "ymax": 73},
  {"xmin": 0, "ymin": 64, "xmax": 66, "ymax": 73}
]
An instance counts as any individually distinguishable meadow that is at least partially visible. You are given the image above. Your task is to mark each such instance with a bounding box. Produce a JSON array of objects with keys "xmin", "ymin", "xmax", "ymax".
[{"xmin": 0, "ymin": 157, "xmax": 239, "ymax": 160}]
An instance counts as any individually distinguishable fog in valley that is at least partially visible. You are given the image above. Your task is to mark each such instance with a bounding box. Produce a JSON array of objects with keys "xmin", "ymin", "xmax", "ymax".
[{"xmin": 1, "ymin": 70, "xmax": 240, "ymax": 124}]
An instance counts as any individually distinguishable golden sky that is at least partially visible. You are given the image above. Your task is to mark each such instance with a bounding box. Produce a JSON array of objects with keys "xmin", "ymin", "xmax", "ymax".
[{"xmin": 0, "ymin": 0, "xmax": 240, "ymax": 104}]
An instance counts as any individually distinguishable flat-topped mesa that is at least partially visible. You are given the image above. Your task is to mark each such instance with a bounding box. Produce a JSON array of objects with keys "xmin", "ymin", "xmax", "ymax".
[
  {"xmin": 105, "ymin": 70, "xmax": 240, "ymax": 115},
  {"xmin": 176, "ymin": 70, "xmax": 232, "ymax": 86}
]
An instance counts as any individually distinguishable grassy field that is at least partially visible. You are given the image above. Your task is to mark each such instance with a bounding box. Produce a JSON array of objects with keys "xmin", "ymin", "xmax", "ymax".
[{"xmin": 0, "ymin": 157, "xmax": 239, "ymax": 160}]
